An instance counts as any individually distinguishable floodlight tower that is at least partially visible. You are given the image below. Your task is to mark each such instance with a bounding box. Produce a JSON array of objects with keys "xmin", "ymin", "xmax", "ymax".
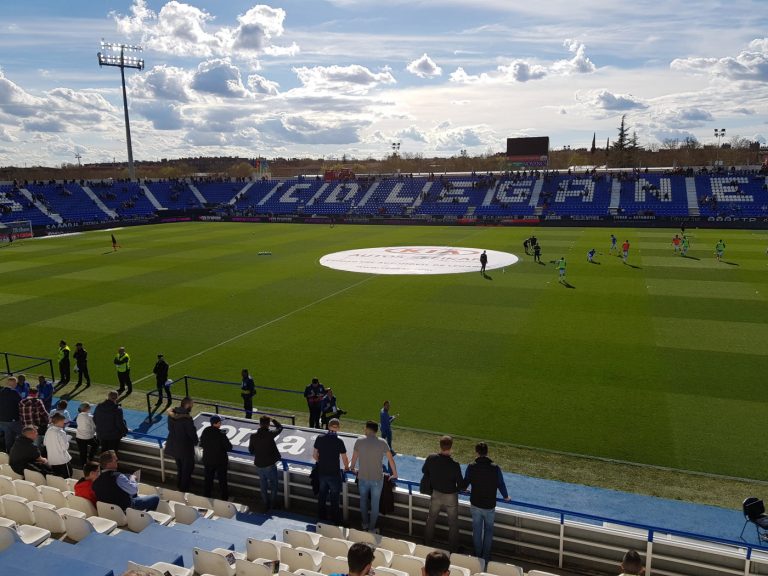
[{"xmin": 97, "ymin": 41, "xmax": 144, "ymax": 180}]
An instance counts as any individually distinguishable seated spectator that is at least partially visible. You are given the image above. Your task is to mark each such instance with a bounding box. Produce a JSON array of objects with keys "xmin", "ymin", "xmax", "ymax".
[
  {"xmin": 424, "ymin": 551, "xmax": 451, "ymax": 576},
  {"xmin": 619, "ymin": 549, "xmax": 644, "ymax": 575},
  {"xmin": 44, "ymin": 413, "xmax": 73, "ymax": 478},
  {"xmin": 330, "ymin": 542, "xmax": 375, "ymax": 576},
  {"xmin": 74, "ymin": 461, "xmax": 100, "ymax": 506},
  {"xmin": 93, "ymin": 450, "xmax": 159, "ymax": 511},
  {"xmin": 50, "ymin": 399, "xmax": 71, "ymax": 422},
  {"xmin": 9, "ymin": 426, "xmax": 51, "ymax": 476}
]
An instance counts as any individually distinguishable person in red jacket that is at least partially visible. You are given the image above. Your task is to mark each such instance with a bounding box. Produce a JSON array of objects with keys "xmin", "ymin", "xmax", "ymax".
[{"xmin": 74, "ymin": 461, "xmax": 100, "ymax": 506}]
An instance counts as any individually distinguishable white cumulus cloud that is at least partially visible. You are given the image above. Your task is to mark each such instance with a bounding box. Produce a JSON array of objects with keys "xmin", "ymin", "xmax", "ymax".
[
  {"xmin": 292, "ymin": 64, "xmax": 396, "ymax": 94},
  {"xmin": 671, "ymin": 37, "xmax": 768, "ymax": 82},
  {"xmin": 406, "ymin": 54, "xmax": 443, "ymax": 79}
]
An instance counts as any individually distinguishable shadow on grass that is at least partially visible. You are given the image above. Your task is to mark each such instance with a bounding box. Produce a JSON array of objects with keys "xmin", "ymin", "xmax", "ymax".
[
  {"xmin": 102, "ymin": 250, "xmax": 115, "ymax": 255},
  {"xmin": 59, "ymin": 382, "xmax": 90, "ymax": 402},
  {"xmin": 559, "ymin": 280, "xmax": 576, "ymax": 289},
  {"xmin": 588, "ymin": 260, "xmax": 601, "ymax": 265},
  {"xmin": 483, "ymin": 273, "xmax": 493, "ymax": 281},
  {"xmin": 722, "ymin": 260, "xmax": 740, "ymax": 266},
  {"xmin": 624, "ymin": 262, "xmax": 642, "ymax": 269},
  {"xmin": 681, "ymin": 254, "xmax": 700, "ymax": 261}
]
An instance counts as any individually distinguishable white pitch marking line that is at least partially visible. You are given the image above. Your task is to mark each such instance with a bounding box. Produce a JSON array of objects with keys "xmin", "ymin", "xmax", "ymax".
[{"xmin": 132, "ymin": 274, "xmax": 377, "ymax": 384}]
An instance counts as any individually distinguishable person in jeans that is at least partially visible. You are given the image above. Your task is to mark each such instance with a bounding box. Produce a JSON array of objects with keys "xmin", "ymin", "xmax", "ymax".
[
  {"xmin": 248, "ymin": 415, "xmax": 283, "ymax": 512},
  {"xmin": 313, "ymin": 418, "xmax": 349, "ymax": 524},
  {"xmin": 349, "ymin": 420, "xmax": 397, "ymax": 532},
  {"xmin": 92, "ymin": 450, "xmax": 159, "ymax": 511},
  {"xmin": 422, "ymin": 435, "xmax": 463, "ymax": 551},
  {"xmin": 462, "ymin": 442, "xmax": 510, "ymax": 561}
]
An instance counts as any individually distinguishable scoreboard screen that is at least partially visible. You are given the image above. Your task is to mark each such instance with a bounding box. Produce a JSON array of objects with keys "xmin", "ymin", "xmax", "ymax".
[{"xmin": 506, "ymin": 137, "xmax": 549, "ymax": 167}]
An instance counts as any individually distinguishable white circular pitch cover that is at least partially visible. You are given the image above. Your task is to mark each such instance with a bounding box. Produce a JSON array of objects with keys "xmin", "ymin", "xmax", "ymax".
[{"xmin": 319, "ymin": 246, "xmax": 519, "ymax": 275}]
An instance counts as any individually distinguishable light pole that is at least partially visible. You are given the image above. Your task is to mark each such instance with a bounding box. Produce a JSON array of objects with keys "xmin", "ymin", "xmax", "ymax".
[
  {"xmin": 714, "ymin": 128, "xmax": 726, "ymax": 164},
  {"xmin": 98, "ymin": 41, "xmax": 144, "ymax": 181}
]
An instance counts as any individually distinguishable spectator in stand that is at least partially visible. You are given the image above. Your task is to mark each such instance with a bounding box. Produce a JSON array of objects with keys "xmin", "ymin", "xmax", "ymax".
[
  {"xmin": 75, "ymin": 403, "xmax": 98, "ymax": 466},
  {"xmin": 44, "ymin": 413, "xmax": 73, "ymax": 478},
  {"xmin": 114, "ymin": 346, "xmax": 132, "ymax": 395},
  {"xmin": 313, "ymin": 418, "xmax": 349, "ymax": 524},
  {"xmin": 36, "ymin": 375, "xmax": 54, "ymax": 412},
  {"xmin": 303, "ymin": 377, "xmax": 326, "ymax": 429},
  {"xmin": 74, "ymin": 461, "xmax": 100, "ymax": 506},
  {"xmin": 93, "ymin": 450, "xmax": 159, "ymax": 511},
  {"xmin": 200, "ymin": 415, "xmax": 232, "ymax": 501},
  {"xmin": 241, "ymin": 369, "xmax": 256, "ymax": 419},
  {"xmin": 422, "ymin": 435, "xmax": 463, "ymax": 552},
  {"xmin": 349, "ymin": 420, "xmax": 397, "ymax": 532},
  {"xmin": 462, "ymin": 442, "xmax": 511, "ymax": 562},
  {"xmin": 424, "ymin": 551, "xmax": 451, "ymax": 576},
  {"xmin": 0, "ymin": 376, "xmax": 22, "ymax": 453},
  {"xmin": 57, "ymin": 340, "xmax": 71, "ymax": 387},
  {"xmin": 16, "ymin": 374, "xmax": 30, "ymax": 399},
  {"xmin": 152, "ymin": 354, "xmax": 170, "ymax": 404},
  {"xmin": 73, "ymin": 342, "xmax": 90, "ymax": 387},
  {"xmin": 9, "ymin": 426, "xmax": 50, "ymax": 476},
  {"xmin": 320, "ymin": 388, "xmax": 345, "ymax": 429},
  {"xmin": 618, "ymin": 549, "xmax": 644, "ymax": 575},
  {"xmin": 338, "ymin": 542, "xmax": 375, "ymax": 576},
  {"xmin": 93, "ymin": 391, "xmax": 128, "ymax": 454},
  {"xmin": 50, "ymin": 399, "xmax": 72, "ymax": 422},
  {"xmin": 19, "ymin": 388, "xmax": 49, "ymax": 443},
  {"xmin": 165, "ymin": 396, "xmax": 198, "ymax": 492},
  {"xmin": 248, "ymin": 415, "xmax": 284, "ymax": 512},
  {"xmin": 380, "ymin": 400, "xmax": 397, "ymax": 453}
]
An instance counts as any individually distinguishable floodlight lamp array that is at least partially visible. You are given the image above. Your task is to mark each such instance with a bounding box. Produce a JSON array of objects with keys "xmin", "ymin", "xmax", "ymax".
[
  {"xmin": 100, "ymin": 41, "xmax": 143, "ymax": 53},
  {"xmin": 97, "ymin": 53, "xmax": 145, "ymax": 70}
]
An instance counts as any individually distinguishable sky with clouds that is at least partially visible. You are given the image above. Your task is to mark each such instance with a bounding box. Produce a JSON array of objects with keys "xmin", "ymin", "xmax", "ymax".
[{"xmin": 0, "ymin": 0, "xmax": 766, "ymax": 167}]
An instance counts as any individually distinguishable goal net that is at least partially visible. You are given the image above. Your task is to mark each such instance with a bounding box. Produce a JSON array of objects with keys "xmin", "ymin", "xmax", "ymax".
[{"xmin": 0, "ymin": 220, "xmax": 33, "ymax": 242}]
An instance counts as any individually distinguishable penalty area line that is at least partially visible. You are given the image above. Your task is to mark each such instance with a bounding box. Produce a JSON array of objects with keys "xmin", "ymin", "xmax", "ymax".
[{"xmin": 132, "ymin": 274, "xmax": 377, "ymax": 384}]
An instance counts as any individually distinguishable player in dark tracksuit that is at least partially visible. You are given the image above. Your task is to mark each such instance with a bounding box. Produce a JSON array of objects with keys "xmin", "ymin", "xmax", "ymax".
[{"xmin": 480, "ymin": 251, "xmax": 488, "ymax": 274}]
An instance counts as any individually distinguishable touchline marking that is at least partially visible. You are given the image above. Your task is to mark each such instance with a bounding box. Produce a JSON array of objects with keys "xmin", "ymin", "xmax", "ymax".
[{"xmin": 132, "ymin": 274, "xmax": 376, "ymax": 384}]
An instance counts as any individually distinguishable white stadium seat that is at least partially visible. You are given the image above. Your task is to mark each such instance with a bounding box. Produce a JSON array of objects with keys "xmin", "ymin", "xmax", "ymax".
[
  {"xmin": 283, "ymin": 528, "xmax": 321, "ymax": 549},
  {"xmin": 485, "ymin": 561, "xmax": 524, "ymax": 576}
]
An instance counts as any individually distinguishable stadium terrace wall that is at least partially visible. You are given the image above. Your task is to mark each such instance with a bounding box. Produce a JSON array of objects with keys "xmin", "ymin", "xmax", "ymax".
[{"xmin": 33, "ymin": 212, "xmax": 768, "ymax": 238}]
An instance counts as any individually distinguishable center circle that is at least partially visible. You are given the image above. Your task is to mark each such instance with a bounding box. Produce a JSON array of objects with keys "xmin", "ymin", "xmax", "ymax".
[{"xmin": 319, "ymin": 246, "xmax": 520, "ymax": 275}]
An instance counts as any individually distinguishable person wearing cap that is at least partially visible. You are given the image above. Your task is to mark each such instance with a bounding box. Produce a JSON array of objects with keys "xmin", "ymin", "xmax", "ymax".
[
  {"xmin": 153, "ymin": 354, "xmax": 170, "ymax": 404},
  {"xmin": 303, "ymin": 377, "xmax": 326, "ymax": 429},
  {"xmin": 73, "ymin": 343, "xmax": 91, "ymax": 387},
  {"xmin": 200, "ymin": 415, "xmax": 233, "ymax": 500},
  {"xmin": 165, "ymin": 396, "xmax": 198, "ymax": 492},
  {"xmin": 248, "ymin": 415, "xmax": 284, "ymax": 512},
  {"xmin": 114, "ymin": 346, "xmax": 132, "ymax": 395},
  {"xmin": 57, "ymin": 340, "xmax": 71, "ymax": 387},
  {"xmin": 313, "ymin": 418, "xmax": 349, "ymax": 524}
]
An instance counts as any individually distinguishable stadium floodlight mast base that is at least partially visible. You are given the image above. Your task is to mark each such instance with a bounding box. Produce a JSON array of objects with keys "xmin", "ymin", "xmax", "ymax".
[{"xmin": 97, "ymin": 40, "xmax": 144, "ymax": 181}]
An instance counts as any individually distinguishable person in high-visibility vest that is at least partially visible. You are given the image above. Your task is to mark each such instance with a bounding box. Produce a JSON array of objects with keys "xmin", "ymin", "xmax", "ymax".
[
  {"xmin": 57, "ymin": 340, "xmax": 71, "ymax": 387},
  {"xmin": 114, "ymin": 347, "xmax": 132, "ymax": 395}
]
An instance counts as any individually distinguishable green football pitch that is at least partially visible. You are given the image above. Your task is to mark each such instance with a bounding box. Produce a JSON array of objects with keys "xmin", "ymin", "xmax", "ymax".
[{"xmin": 2, "ymin": 222, "xmax": 767, "ymax": 479}]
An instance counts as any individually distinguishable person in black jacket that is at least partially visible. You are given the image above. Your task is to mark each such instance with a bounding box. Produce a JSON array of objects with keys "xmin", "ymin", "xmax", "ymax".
[
  {"xmin": 165, "ymin": 397, "xmax": 198, "ymax": 492},
  {"xmin": 57, "ymin": 340, "xmax": 71, "ymax": 387},
  {"xmin": 248, "ymin": 415, "xmax": 283, "ymax": 512},
  {"xmin": 241, "ymin": 369, "xmax": 256, "ymax": 419},
  {"xmin": 93, "ymin": 391, "xmax": 128, "ymax": 454},
  {"xmin": 200, "ymin": 415, "xmax": 232, "ymax": 500},
  {"xmin": 152, "ymin": 354, "xmax": 170, "ymax": 404},
  {"xmin": 422, "ymin": 435, "xmax": 463, "ymax": 552},
  {"xmin": 73, "ymin": 343, "xmax": 90, "ymax": 387},
  {"xmin": 462, "ymin": 442, "xmax": 510, "ymax": 561},
  {"xmin": 0, "ymin": 376, "xmax": 22, "ymax": 453},
  {"xmin": 9, "ymin": 426, "xmax": 51, "ymax": 476}
]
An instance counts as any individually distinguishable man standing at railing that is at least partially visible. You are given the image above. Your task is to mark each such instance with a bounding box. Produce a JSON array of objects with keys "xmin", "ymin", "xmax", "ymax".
[
  {"xmin": 349, "ymin": 420, "xmax": 397, "ymax": 533},
  {"xmin": 165, "ymin": 396, "xmax": 198, "ymax": 492},
  {"xmin": 241, "ymin": 369, "xmax": 256, "ymax": 419},
  {"xmin": 248, "ymin": 415, "xmax": 284, "ymax": 513},
  {"xmin": 462, "ymin": 442, "xmax": 510, "ymax": 562},
  {"xmin": 422, "ymin": 435, "xmax": 463, "ymax": 552},
  {"xmin": 313, "ymin": 418, "xmax": 349, "ymax": 525},
  {"xmin": 153, "ymin": 354, "xmax": 170, "ymax": 405}
]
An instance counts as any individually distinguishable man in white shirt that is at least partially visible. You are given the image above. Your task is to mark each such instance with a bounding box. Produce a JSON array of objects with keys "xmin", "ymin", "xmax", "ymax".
[{"xmin": 44, "ymin": 413, "xmax": 72, "ymax": 478}]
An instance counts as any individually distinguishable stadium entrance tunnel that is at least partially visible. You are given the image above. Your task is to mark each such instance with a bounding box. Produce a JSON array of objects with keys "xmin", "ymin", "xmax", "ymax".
[{"xmin": 319, "ymin": 246, "xmax": 520, "ymax": 275}]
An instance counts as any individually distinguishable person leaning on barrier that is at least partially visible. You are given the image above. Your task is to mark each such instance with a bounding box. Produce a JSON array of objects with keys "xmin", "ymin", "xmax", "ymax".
[
  {"xmin": 248, "ymin": 415, "xmax": 284, "ymax": 512},
  {"xmin": 349, "ymin": 420, "xmax": 397, "ymax": 533},
  {"xmin": 422, "ymin": 435, "xmax": 463, "ymax": 552},
  {"xmin": 200, "ymin": 415, "xmax": 232, "ymax": 501}
]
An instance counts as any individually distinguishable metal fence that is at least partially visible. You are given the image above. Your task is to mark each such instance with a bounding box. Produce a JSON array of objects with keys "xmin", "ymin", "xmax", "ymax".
[{"xmin": 1, "ymin": 351, "xmax": 55, "ymax": 382}]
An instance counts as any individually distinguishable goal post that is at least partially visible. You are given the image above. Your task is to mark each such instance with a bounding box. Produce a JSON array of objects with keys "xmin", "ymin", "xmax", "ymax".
[{"xmin": 0, "ymin": 220, "xmax": 33, "ymax": 242}]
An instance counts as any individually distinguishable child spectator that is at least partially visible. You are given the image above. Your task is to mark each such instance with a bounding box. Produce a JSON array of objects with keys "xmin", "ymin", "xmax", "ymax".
[
  {"xmin": 75, "ymin": 402, "xmax": 98, "ymax": 466},
  {"xmin": 50, "ymin": 399, "xmax": 71, "ymax": 423},
  {"xmin": 74, "ymin": 461, "xmax": 100, "ymax": 506},
  {"xmin": 44, "ymin": 413, "xmax": 72, "ymax": 478}
]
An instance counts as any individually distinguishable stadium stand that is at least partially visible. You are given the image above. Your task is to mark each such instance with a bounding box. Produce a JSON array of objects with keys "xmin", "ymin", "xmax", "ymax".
[{"xmin": 3, "ymin": 169, "xmax": 768, "ymax": 227}]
